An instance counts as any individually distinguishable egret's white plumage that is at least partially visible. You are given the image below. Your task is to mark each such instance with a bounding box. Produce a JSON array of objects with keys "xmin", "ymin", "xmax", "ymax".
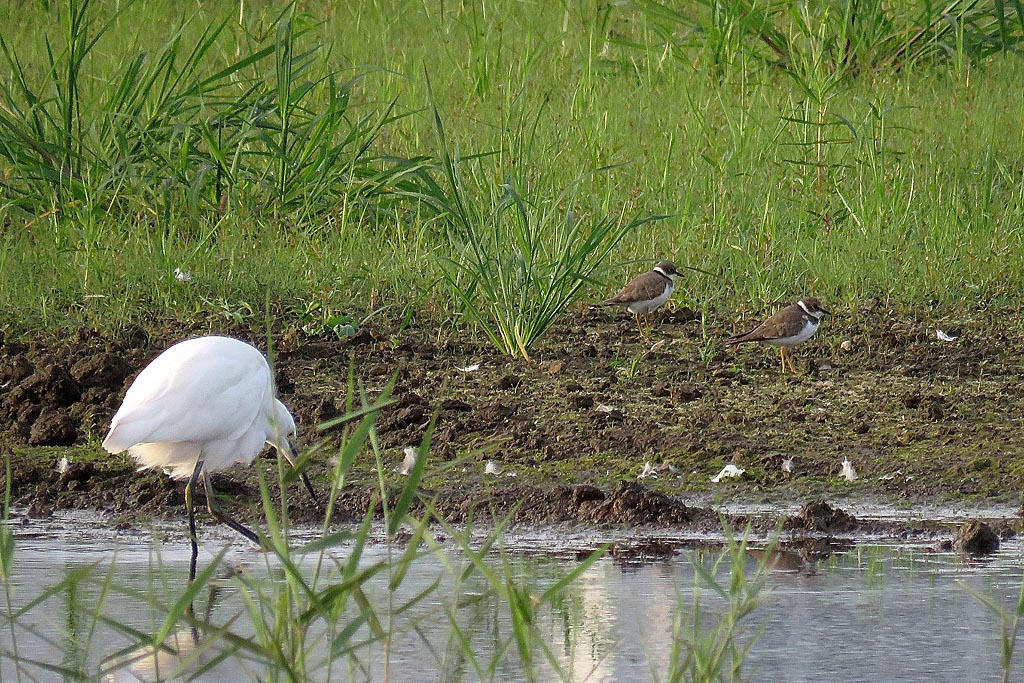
[
  {"xmin": 103, "ymin": 336, "xmax": 296, "ymax": 477},
  {"xmin": 103, "ymin": 335, "xmax": 313, "ymax": 581}
]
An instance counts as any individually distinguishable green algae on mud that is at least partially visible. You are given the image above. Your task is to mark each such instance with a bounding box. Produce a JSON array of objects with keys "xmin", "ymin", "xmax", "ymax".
[{"xmin": 3, "ymin": 301, "xmax": 1024, "ymax": 531}]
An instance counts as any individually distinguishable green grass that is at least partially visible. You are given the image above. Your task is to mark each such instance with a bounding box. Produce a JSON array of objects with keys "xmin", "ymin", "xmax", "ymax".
[{"xmin": 2, "ymin": 0, "xmax": 1024, "ymax": 344}]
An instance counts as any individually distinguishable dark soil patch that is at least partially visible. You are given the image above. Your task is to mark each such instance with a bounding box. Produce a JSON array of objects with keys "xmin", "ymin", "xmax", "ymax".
[{"xmin": 2, "ymin": 302, "xmax": 1024, "ymax": 544}]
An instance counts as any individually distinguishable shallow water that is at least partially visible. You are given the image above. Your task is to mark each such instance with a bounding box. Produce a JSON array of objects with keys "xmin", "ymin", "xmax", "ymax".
[{"xmin": 2, "ymin": 511, "xmax": 1022, "ymax": 682}]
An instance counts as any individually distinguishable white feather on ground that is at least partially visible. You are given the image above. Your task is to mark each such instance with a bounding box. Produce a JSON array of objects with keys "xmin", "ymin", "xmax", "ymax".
[
  {"xmin": 711, "ymin": 464, "xmax": 745, "ymax": 483},
  {"xmin": 841, "ymin": 457, "xmax": 858, "ymax": 481}
]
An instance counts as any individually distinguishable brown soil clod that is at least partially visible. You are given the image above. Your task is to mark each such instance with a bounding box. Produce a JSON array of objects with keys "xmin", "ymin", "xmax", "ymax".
[
  {"xmin": 584, "ymin": 481, "xmax": 691, "ymax": 526},
  {"xmin": 28, "ymin": 408, "xmax": 78, "ymax": 446},
  {"xmin": 952, "ymin": 519, "xmax": 1000, "ymax": 555},
  {"xmin": 70, "ymin": 352, "xmax": 133, "ymax": 391},
  {"xmin": 788, "ymin": 501, "xmax": 858, "ymax": 533}
]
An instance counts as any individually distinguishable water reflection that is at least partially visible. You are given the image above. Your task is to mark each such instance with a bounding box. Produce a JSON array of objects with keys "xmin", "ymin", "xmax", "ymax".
[
  {"xmin": 101, "ymin": 626, "xmax": 253, "ymax": 683},
  {"xmin": 100, "ymin": 583, "xmax": 256, "ymax": 683},
  {"xmin": 536, "ymin": 543, "xmax": 1024, "ymax": 683},
  {"xmin": 1, "ymin": 519, "xmax": 1022, "ymax": 683}
]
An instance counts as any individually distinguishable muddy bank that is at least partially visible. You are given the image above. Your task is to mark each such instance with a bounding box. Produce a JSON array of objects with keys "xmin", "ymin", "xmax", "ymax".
[{"xmin": 2, "ymin": 300, "xmax": 1024, "ymax": 540}]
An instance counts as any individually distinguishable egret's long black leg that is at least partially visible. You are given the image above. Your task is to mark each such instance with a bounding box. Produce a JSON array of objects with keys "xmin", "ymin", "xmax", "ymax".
[
  {"xmin": 201, "ymin": 474, "xmax": 260, "ymax": 545},
  {"xmin": 298, "ymin": 471, "xmax": 319, "ymax": 509},
  {"xmin": 185, "ymin": 455, "xmax": 204, "ymax": 583},
  {"xmin": 278, "ymin": 445, "xmax": 319, "ymax": 509}
]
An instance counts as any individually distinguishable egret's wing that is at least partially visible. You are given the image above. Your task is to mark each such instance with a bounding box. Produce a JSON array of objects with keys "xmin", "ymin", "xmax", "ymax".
[{"xmin": 103, "ymin": 338, "xmax": 270, "ymax": 453}]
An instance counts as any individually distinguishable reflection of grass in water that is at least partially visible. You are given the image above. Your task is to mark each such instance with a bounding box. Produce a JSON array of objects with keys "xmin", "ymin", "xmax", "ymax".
[
  {"xmin": 963, "ymin": 576, "xmax": 1024, "ymax": 683},
  {"xmin": 847, "ymin": 544, "xmax": 952, "ymax": 592},
  {"xmin": 663, "ymin": 524, "xmax": 774, "ymax": 683},
  {"xmin": 863, "ymin": 544, "xmax": 888, "ymax": 588},
  {"xmin": 0, "ymin": 404, "xmax": 776, "ymax": 682}
]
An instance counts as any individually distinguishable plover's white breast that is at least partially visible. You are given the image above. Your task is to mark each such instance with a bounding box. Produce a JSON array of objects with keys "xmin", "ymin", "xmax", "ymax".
[
  {"xmin": 626, "ymin": 282, "xmax": 674, "ymax": 315},
  {"xmin": 767, "ymin": 317, "xmax": 819, "ymax": 348}
]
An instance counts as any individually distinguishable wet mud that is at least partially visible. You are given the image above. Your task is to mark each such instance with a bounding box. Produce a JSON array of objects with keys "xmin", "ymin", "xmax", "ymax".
[{"xmin": 2, "ymin": 300, "xmax": 1023, "ymax": 549}]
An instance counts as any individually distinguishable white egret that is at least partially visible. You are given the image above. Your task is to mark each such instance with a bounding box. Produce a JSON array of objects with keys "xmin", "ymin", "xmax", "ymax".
[{"xmin": 102, "ymin": 335, "xmax": 316, "ymax": 581}]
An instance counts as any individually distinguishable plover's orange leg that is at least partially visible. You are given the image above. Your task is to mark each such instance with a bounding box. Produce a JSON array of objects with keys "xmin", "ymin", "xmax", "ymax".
[
  {"xmin": 630, "ymin": 313, "xmax": 655, "ymax": 339},
  {"xmin": 782, "ymin": 347, "xmax": 799, "ymax": 374},
  {"xmin": 644, "ymin": 313, "xmax": 657, "ymax": 341}
]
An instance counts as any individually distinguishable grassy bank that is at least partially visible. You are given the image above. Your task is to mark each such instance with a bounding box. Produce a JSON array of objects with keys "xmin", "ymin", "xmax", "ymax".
[{"xmin": 2, "ymin": 0, "xmax": 1024, "ymax": 348}]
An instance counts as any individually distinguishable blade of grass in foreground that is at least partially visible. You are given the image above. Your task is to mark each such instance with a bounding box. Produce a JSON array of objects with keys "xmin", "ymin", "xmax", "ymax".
[{"xmin": 962, "ymin": 573, "xmax": 1024, "ymax": 683}]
